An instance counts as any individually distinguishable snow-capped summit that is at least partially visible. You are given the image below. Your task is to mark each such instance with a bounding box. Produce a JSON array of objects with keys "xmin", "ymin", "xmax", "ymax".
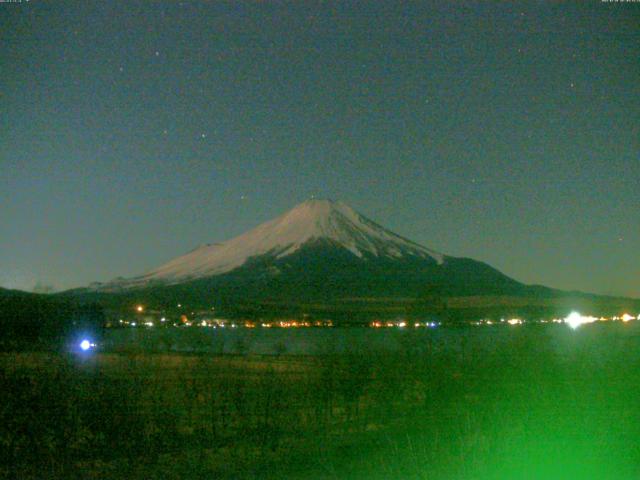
[{"xmin": 104, "ymin": 199, "xmax": 445, "ymax": 289}]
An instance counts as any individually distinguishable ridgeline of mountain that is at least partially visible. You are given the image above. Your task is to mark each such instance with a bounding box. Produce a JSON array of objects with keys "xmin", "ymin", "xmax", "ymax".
[{"xmin": 67, "ymin": 200, "xmax": 638, "ymax": 320}]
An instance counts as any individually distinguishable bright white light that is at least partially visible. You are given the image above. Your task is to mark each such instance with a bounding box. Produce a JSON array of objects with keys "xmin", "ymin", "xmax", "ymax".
[
  {"xmin": 565, "ymin": 311, "xmax": 597, "ymax": 329},
  {"xmin": 566, "ymin": 312, "xmax": 583, "ymax": 329},
  {"xmin": 80, "ymin": 340, "xmax": 91, "ymax": 351},
  {"xmin": 621, "ymin": 313, "xmax": 634, "ymax": 322}
]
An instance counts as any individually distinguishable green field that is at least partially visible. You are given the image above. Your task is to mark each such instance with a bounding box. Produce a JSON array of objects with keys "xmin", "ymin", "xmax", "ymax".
[{"xmin": 2, "ymin": 324, "xmax": 640, "ymax": 479}]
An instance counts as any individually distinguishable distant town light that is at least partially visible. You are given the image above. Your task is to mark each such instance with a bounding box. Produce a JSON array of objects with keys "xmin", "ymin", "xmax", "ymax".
[
  {"xmin": 621, "ymin": 313, "xmax": 634, "ymax": 322},
  {"xmin": 136, "ymin": 305, "xmax": 144, "ymax": 312}
]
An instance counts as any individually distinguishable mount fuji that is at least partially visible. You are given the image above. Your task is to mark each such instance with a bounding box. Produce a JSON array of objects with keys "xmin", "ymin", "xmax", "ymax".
[
  {"xmin": 90, "ymin": 199, "xmax": 524, "ymax": 302},
  {"xmin": 108, "ymin": 200, "xmax": 446, "ymax": 288}
]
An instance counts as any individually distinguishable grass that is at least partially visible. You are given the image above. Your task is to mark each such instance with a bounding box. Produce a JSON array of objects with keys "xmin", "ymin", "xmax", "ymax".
[{"xmin": 2, "ymin": 323, "xmax": 640, "ymax": 479}]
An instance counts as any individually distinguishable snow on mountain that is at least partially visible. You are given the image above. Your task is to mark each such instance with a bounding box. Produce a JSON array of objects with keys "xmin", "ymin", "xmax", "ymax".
[{"xmin": 101, "ymin": 199, "xmax": 445, "ymax": 289}]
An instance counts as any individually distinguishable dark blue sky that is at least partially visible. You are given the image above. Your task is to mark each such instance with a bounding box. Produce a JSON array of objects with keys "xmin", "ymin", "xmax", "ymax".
[{"xmin": 2, "ymin": 1, "xmax": 639, "ymax": 297}]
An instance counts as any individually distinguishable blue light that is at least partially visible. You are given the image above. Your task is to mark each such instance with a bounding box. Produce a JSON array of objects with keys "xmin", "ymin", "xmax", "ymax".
[{"xmin": 80, "ymin": 339, "xmax": 91, "ymax": 351}]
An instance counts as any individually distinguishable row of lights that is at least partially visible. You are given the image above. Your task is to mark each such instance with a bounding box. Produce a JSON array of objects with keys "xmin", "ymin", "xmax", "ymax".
[
  {"xmin": 130, "ymin": 305, "xmax": 638, "ymax": 331},
  {"xmin": 370, "ymin": 321, "xmax": 439, "ymax": 328},
  {"xmin": 88, "ymin": 307, "xmax": 640, "ymax": 353},
  {"xmin": 472, "ymin": 312, "xmax": 639, "ymax": 329},
  {"xmin": 565, "ymin": 312, "xmax": 638, "ymax": 329},
  {"xmin": 473, "ymin": 318, "xmax": 524, "ymax": 326},
  {"xmin": 119, "ymin": 317, "xmax": 334, "ymax": 329}
]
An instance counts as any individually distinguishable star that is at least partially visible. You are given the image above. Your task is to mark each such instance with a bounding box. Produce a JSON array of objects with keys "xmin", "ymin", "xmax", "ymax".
[
  {"xmin": 201, "ymin": 133, "xmax": 206, "ymax": 139},
  {"xmin": 155, "ymin": 51, "xmax": 160, "ymax": 56}
]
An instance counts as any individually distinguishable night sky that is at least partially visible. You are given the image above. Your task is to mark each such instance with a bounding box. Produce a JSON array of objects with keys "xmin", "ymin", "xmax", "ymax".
[{"xmin": 2, "ymin": 1, "xmax": 639, "ymax": 297}]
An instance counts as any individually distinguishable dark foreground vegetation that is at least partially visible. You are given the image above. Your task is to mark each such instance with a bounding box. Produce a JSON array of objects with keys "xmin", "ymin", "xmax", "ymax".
[{"xmin": 2, "ymin": 324, "xmax": 640, "ymax": 479}]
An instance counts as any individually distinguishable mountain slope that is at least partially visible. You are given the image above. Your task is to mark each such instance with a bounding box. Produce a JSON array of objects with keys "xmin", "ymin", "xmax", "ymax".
[{"xmin": 99, "ymin": 200, "xmax": 447, "ymax": 290}]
